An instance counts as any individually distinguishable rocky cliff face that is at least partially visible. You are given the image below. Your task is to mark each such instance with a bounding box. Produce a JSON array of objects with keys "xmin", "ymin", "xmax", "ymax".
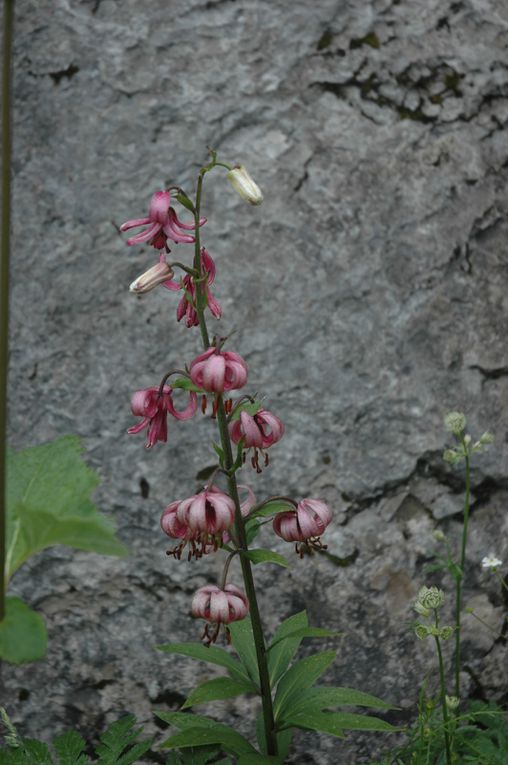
[{"xmin": 4, "ymin": 0, "xmax": 508, "ymax": 762}]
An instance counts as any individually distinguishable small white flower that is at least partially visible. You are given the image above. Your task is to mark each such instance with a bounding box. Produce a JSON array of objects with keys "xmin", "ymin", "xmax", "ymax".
[{"xmin": 481, "ymin": 554, "xmax": 502, "ymax": 570}]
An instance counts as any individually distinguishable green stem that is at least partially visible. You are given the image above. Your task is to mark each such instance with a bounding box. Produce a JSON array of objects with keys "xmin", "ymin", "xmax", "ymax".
[
  {"xmin": 191, "ymin": 163, "xmax": 278, "ymax": 757},
  {"xmin": 0, "ymin": 0, "xmax": 15, "ymax": 622},
  {"xmin": 434, "ymin": 611, "xmax": 452, "ymax": 765},
  {"xmin": 454, "ymin": 444, "xmax": 470, "ymax": 697},
  {"xmin": 494, "ymin": 570, "xmax": 508, "ymax": 594}
]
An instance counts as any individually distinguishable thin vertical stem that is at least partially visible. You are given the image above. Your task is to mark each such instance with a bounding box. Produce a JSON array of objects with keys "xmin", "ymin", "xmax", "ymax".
[
  {"xmin": 454, "ymin": 446, "xmax": 470, "ymax": 697},
  {"xmin": 434, "ymin": 612, "xmax": 452, "ymax": 765},
  {"xmin": 191, "ymin": 165, "xmax": 278, "ymax": 756},
  {"xmin": 0, "ymin": 0, "xmax": 15, "ymax": 622}
]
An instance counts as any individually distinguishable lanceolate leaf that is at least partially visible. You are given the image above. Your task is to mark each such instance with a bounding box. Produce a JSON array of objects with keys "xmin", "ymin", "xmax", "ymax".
[
  {"xmin": 230, "ymin": 401, "xmax": 262, "ymax": 422},
  {"xmin": 156, "ymin": 642, "xmax": 250, "ymax": 684},
  {"xmin": 0, "ymin": 597, "xmax": 48, "ymax": 664},
  {"xmin": 156, "ymin": 714, "xmax": 257, "ymax": 756},
  {"xmin": 244, "ymin": 549, "xmax": 289, "ymax": 568},
  {"xmin": 250, "ymin": 501, "xmax": 294, "ymax": 520},
  {"xmin": 268, "ymin": 627, "xmax": 341, "ymax": 651},
  {"xmin": 280, "ymin": 710, "xmax": 397, "ymax": 735},
  {"xmin": 6, "ymin": 437, "xmax": 127, "ymax": 581},
  {"xmin": 228, "ymin": 617, "xmax": 260, "ymax": 685},
  {"xmin": 171, "ymin": 378, "xmax": 204, "ymax": 393},
  {"xmin": 273, "ymin": 651, "xmax": 337, "ymax": 719},
  {"xmin": 175, "ymin": 192, "xmax": 196, "ymax": 213},
  {"xmin": 288, "ymin": 686, "xmax": 396, "ymax": 715},
  {"xmin": 182, "ymin": 677, "xmax": 258, "ymax": 709},
  {"xmin": 267, "ymin": 611, "xmax": 308, "ymax": 687}
]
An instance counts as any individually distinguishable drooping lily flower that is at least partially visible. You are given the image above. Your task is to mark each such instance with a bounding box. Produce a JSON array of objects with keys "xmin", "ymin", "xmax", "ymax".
[
  {"xmin": 229, "ymin": 408, "xmax": 284, "ymax": 472},
  {"xmin": 190, "ymin": 347, "xmax": 248, "ymax": 393},
  {"xmin": 273, "ymin": 498, "xmax": 332, "ymax": 556},
  {"xmin": 128, "ymin": 385, "xmax": 197, "ymax": 448},
  {"xmin": 191, "ymin": 583, "xmax": 249, "ymax": 643},
  {"xmin": 121, "ymin": 190, "xmax": 206, "ymax": 249}
]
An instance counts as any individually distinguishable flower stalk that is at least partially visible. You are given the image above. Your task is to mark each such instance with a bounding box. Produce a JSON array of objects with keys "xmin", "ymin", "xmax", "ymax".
[
  {"xmin": 454, "ymin": 438, "xmax": 470, "ymax": 697},
  {"xmin": 434, "ymin": 610, "xmax": 453, "ymax": 765},
  {"xmin": 0, "ymin": 0, "xmax": 15, "ymax": 623}
]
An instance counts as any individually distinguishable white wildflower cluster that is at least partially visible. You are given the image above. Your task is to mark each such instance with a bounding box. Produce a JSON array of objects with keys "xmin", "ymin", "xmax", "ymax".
[{"xmin": 442, "ymin": 411, "xmax": 493, "ymax": 465}]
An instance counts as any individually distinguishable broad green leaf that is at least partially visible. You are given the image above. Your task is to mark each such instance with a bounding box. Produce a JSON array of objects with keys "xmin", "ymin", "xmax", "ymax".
[
  {"xmin": 176, "ymin": 192, "xmax": 196, "ymax": 213},
  {"xmin": 6, "ymin": 437, "xmax": 127, "ymax": 580},
  {"xmin": 268, "ymin": 627, "xmax": 341, "ymax": 651},
  {"xmin": 156, "ymin": 643, "xmax": 250, "ymax": 684},
  {"xmin": 228, "ymin": 617, "xmax": 260, "ymax": 686},
  {"xmin": 281, "ymin": 710, "xmax": 397, "ymax": 735},
  {"xmin": 273, "ymin": 651, "xmax": 336, "ymax": 719},
  {"xmin": 237, "ymin": 756, "xmax": 283, "ymax": 765},
  {"xmin": 244, "ymin": 549, "xmax": 289, "ymax": 568},
  {"xmin": 171, "ymin": 378, "xmax": 204, "ymax": 393},
  {"xmin": 230, "ymin": 402, "xmax": 262, "ymax": 422},
  {"xmin": 267, "ymin": 611, "xmax": 308, "ymax": 687},
  {"xmin": 158, "ymin": 714, "xmax": 256, "ymax": 755},
  {"xmin": 0, "ymin": 597, "xmax": 48, "ymax": 664},
  {"xmin": 53, "ymin": 730, "xmax": 88, "ymax": 764},
  {"xmin": 182, "ymin": 677, "xmax": 257, "ymax": 708},
  {"xmin": 245, "ymin": 520, "xmax": 261, "ymax": 545},
  {"xmin": 250, "ymin": 501, "xmax": 294, "ymax": 520},
  {"xmin": 289, "ymin": 686, "xmax": 396, "ymax": 714},
  {"xmin": 280, "ymin": 710, "xmax": 345, "ymax": 738}
]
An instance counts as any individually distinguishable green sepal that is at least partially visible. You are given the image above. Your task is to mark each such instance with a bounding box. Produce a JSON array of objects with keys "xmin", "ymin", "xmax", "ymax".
[
  {"xmin": 171, "ymin": 378, "xmax": 205, "ymax": 393},
  {"xmin": 0, "ymin": 597, "xmax": 48, "ymax": 664},
  {"xmin": 244, "ymin": 549, "xmax": 289, "ymax": 568},
  {"xmin": 176, "ymin": 192, "xmax": 196, "ymax": 213},
  {"xmin": 230, "ymin": 401, "xmax": 262, "ymax": 422},
  {"xmin": 156, "ymin": 643, "xmax": 250, "ymax": 685},
  {"xmin": 182, "ymin": 676, "xmax": 258, "ymax": 709},
  {"xmin": 273, "ymin": 650, "xmax": 337, "ymax": 719}
]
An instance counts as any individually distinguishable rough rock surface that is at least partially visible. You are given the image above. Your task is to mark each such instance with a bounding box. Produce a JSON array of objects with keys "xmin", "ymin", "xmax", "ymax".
[{"xmin": 3, "ymin": 0, "xmax": 508, "ymax": 762}]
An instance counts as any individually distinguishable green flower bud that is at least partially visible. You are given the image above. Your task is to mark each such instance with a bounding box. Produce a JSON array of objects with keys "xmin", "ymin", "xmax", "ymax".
[
  {"xmin": 443, "ymin": 448, "xmax": 462, "ymax": 465},
  {"xmin": 414, "ymin": 601, "xmax": 430, "ymax": 617},
  {"xmin": 479, "ymin": 431, "xmax": 494, "ymax": 445},
  {"xmin": 417, "ymin": 585, "xmax": 445, "ymax": 611},
  {"xmin": 444, "ymin": 411, "xmax": 466, "ymax": 435},
  {"xmin": 439, "ymin": 626, "xmax": 454, "ymax": 640},
  {"xmin": 433, "ymin": 530, "xmax": 446, "ymax": 542},
  {"xmin": 415, "ymin": 623, "xmax": 430, "ymax": 640}
]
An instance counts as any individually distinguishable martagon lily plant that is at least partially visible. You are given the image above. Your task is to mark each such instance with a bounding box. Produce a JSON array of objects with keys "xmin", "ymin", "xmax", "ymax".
[{"xmin": 123, "ymin": 151, "xmax": 396, "ymax": 763}]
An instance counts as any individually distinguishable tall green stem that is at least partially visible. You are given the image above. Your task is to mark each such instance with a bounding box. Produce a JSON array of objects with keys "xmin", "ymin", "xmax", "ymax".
[
  {"xmin": 192, "ymin": 167, "xmax": 278, "ymax": 756},
  {"xmin": 0, "ymin": 0, "xmax": 15, "ymax": 623},
  {"xmin": 454, "ymin": 445, "xmax": 470, "ymax": 697},
  {"xmin": 434, "ymin": 611, "xmax": 452, "ymax": 765}
]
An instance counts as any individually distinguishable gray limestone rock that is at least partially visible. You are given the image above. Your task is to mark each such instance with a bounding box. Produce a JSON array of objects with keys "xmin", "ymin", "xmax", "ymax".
[{"xmin": 3, "ymin": 0, "xmax": 508, "ymax": 763}]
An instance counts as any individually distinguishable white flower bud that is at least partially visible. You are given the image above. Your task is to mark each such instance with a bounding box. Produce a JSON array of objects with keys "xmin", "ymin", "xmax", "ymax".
[
  {"xmin": 227, "ymin": 165, "xmax": 264, "ymax": 205},
  {"xmin": 446, "ymin": 695, "xmax": 460, "ymax": 710},
  {"xmin": 129, "ymin": 259, "xmax": 174, "ymax": 294},
  {"xmin": 444, "ymin": 411, "xmax": 466, "ymax": 435}
]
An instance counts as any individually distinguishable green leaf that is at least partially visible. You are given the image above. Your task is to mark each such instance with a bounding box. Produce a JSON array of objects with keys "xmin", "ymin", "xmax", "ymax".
[
  {"xmin": 171, "ymin": 378, "xmax": 204, "ymax": 393},
  {"xmin": 255, "ymin": 712, "xmax": 291, "ymax": 760},
  {"xmin": 176, "ymin": 192, "xmax": 196, "ymax": 213},
  {"xmin": 280, "ymin": 710, "xmax": 345, "ymax": 738},
  {"xmin": 94, "ymin": 715, "xmax": 152, "ymax": 765},
  {"xmin": 244, "ymin": 520, "xmax": 261, "ymax": 545},
  {"xmin": 230, "ymin": 402, "xmax": 262, "ymax": 422},
  {"xmin": 164, "ymin": 745, "xmax": 220, "ymax": 765},
  {"xmin": 244, "ymin": 549, "xmax": 289, "ymax": 568},
  {"xmin": 17, "ymin": 739, "xmax": 53, "ymax": 764},
  {"xmin": 289, "ymin": 686, "xmax": 396, "ymax": 714},
  {"xmin": 212, "ymin": 443, "xmax": 225, "ymax": 467},
  {"xmin": 182, "ymin": 677, "xmax": 258, "ymax": 708},
  {"xmin": 6, "ymin": 437, "xmax": 127, "ymax": 581},
  {"xmin": 156, "ymin": 715, "xmax": 256, "ymax": 756},
  {"xmin": 0, "ymin": 597, "xmax": 48, "ymax": 664},
  {"xmin": 273, "ymin": 651, "xmax": 337, "ymax": 719},
  {"xmin": 267, "ymin": 611, "xmax": 308, "ymax": 687},
  {"xmin": 237, "ymin": 756, "xmax": 283, "ymax": 765},
  {"xmin": 250, "ymin": 501, "xmax": 294, "ymax": 520},
  {"xmin": 268, "ymin": 627, "xmax": 341, "ymax": 651},
  {"xmin": 281, "ymin": 710, "xmax": 397, "ymax": 735},
  {"xmin": 53, "ymin": 730, "xmax": 88, "ymax": 765},
  {"xmin": 228, "ymin": 617, "xmax": 260, "ymax": 686},
  {"xmin": 156, "ymin": 643, "xmax": 250, "ymax": 684}
]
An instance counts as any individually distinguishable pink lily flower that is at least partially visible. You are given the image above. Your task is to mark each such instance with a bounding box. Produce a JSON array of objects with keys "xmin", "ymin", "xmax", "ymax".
[
  {"xmin": 190, "ymin": 347, "xmax": 248, "ymax": 393},
  {"xmin": 164, "ymin": 248, "xmax": 222, "ymax": 327},
  {"xmin": 128, "ymin": 385, "xmax": 197, "ymax": 448},
  {"xmin": 229, "ymin": 408, "xmax": 284, "ymax": 472},
  {"xmin": 120, "ymin": 190, "xmax": 206, "ymax": 249},
  {"xmin": 273, "ymin": 498, "xmax": 332, "ymax": 557},
  {"xmin": 191, "ymin": 583, "xmax": 249, "ymax": 643}
]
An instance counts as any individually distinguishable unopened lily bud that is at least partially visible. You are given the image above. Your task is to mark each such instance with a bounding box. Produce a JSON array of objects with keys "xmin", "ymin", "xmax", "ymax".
[
  {"xmin": 444, "ymin": 411, "xmax": 466, "ymax": 435},
  {"xmin": 227, "ymin": 165, "xmax": 264, "ymax": 205},
  {"xmin": 130, "ymin": 258, "xmax": 174, "ymax": 294}
]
